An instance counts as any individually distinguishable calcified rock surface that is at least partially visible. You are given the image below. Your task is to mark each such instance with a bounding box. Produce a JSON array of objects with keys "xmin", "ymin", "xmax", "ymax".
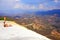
[{"xmin": 0, "ymin": 20, "xmax": 51, "ymax": 40}]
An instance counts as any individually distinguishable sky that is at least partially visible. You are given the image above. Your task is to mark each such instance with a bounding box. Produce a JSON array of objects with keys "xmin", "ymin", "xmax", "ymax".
[{"xmin": 0, "ymin": 0, "xmax": 60, "ymax": 13}]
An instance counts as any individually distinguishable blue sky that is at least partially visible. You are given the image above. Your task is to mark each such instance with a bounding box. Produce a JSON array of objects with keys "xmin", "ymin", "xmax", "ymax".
[{"xmin": 0, "ymin": 0, "xmax": 60, "ymax": 13}]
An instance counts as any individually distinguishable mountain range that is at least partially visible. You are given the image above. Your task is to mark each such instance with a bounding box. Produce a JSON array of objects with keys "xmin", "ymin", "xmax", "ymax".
[{"xmin": 0, "ymin": 9, "xmax": 60, "ymax": 16}]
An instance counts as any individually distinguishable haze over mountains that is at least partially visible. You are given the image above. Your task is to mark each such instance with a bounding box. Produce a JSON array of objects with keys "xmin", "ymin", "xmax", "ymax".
[{"xmin": 0, "ymin": 9, "xmax": 60, "ymax": 16}]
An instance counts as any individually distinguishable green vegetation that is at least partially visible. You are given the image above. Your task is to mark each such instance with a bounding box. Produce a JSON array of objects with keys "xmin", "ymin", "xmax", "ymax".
[
  {"xmin": 0, "ymin": 17, "xmax": 4, "ymax": 20},
  {"xmin": 0, "ymin": 17, "xmax": 13, "ymax": 21}
]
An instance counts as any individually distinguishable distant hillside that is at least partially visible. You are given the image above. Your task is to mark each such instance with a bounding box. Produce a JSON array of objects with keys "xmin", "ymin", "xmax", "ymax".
[
  {"xmin": 35, "ymin": 9, "xmax": 60, "ymax": 16},
  {"xmin": 0, "ymin": 9, "xmax": 60, "ymax": 16}
]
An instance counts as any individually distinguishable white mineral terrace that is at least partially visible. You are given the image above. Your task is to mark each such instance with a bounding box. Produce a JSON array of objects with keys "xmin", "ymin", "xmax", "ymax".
[{"xmin": 0, "ymin": 20, "xmax": 51, "ymax": 40}]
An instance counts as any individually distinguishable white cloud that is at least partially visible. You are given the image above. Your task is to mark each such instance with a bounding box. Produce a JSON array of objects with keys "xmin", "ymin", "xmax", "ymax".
[
  {"xmin": 23, "ymin": 5, "xmax": 30, "ymax": 9},
  {"xmin": 16, "ymin": 0, "xmax": 19, "ymax": 2},
  {"xmin": 43, "ymin": 6, "xmax": 60, "ymax": 11},
  {"xmin": 13, "ymin": 3, "xmax": 37, "ymax": 10},
  {"xmin": 54, "ymin": 0, "xmax": 58, "ymax": 3},
  {"xmin": 13, "ymin": 2, "xmax": 60, "ymax": 11},
  {"xmin": 30, "ymin": 5, "xmax": 36, "ymax": 9},
  {"xmin": 14, "ymin": 4, "xmax": 20, "ymax": 8},
  {"xmin": 39, "ymin": 4, "xmax": 44, "ymax": 9},
  {"xmin": 46, "ymin": 7, "xmax": 55, "ymax": 10}
]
